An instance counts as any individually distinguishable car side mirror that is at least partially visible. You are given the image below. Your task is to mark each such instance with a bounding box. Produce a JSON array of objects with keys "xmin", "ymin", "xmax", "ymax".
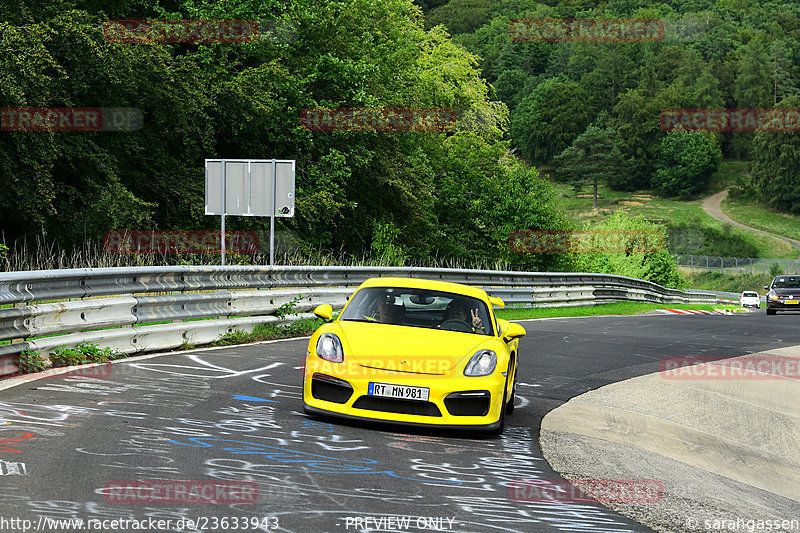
[
  {"xmin": 313, "ymin": 304, "xmax": 333, "ymax": 322},
  {"xmin": 488, "ymin": 296, "xmax": 505, "ymax": 309},
  {"xmin": 497, "ymin": 318, "xmax": 510, "ymax": 337},
  {"xmin": 503, "ymin": 322, "xmax": 526, "ymax": 342},
  {"xmin": 764, "ymin": 286, "xmax": 770, "ymax": 291}
]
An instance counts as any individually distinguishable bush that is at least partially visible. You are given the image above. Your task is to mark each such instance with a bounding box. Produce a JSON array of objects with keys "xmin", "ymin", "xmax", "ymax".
[
  {"xmin": 49, "ymin": 347, "xmax": 86, "ymax": 367},
  {"xmin": 48, "ymin": 342, "xmax": 118, "ymax": 367},
  {"xmin": 578, "ymin": 211, "xmax": 685, "ymax": 288},
  {"xmin": 370, "ymin": 220, "xmax": 406, "ymax": 265},
  {"xmin": 666, "ymin": 220, "xmax": 759, "ymax": 257},
  {"xmin": 18, "ymin": 350, "xmax": 47, "ymax": 374},
  {"xmin": 76, "ymin": 342, "xmax": 119, "ymax": 362}
]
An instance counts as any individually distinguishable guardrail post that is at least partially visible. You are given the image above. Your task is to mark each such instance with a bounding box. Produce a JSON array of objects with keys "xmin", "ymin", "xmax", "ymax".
[{"xmin": 720, "ymin": 257, "xmax": 724, "ymax": 274}]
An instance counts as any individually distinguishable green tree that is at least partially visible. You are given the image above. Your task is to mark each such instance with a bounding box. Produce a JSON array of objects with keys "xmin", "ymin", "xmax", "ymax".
[
  {"xmin": 735, "ymin": 39, "xmax": 772, "ymax": 108},
  {"xmin": 612, "ymin": 83, "xmax": 687, "ymax": 190},
  {"xmin": 750, "ymin": 95, "xmax": 800, "ymax": 214},
  {"xmin": 652, "ymin": 130, "xmax": 722, "ymax": 198},
  {"xmin": 693, "ymin": 70, "xmax": 725, "ymax": 108},
  {"xmin": 426, "ymin": 0, "xmax": 492, "ymax": 34},
  {"xmin": 579, "ymin": 43, "xmax": 637, "ymax": 111},
  {"xmin": 552, "ymin": 125, "xmax": 627, "ymax": 210},
  {"xmin": 770, "ymin": 39, "xmax": 798, "ymax": 106},
  {"xmin": 430, "ymin": 133, "xmax": 572, "ymax": 271},
  {"xmin": 510, "ymin": 76, "xmax": 593, "ymax": 164}
]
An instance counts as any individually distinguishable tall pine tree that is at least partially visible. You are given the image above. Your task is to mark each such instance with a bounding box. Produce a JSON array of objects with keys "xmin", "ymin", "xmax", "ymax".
[{"xmin": 553, "ymin": 125, "xmax": 626, "ymax": 210}]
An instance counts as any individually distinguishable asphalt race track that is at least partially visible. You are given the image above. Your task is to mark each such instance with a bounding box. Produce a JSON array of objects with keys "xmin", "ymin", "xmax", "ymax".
[{"xmin": 0, "ymin": 311, "xmax": 797, "ymax": 533}]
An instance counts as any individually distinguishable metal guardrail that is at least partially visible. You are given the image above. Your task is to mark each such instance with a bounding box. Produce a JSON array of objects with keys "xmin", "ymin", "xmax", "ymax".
[{"xmin": 0, "ymin": 266, "xmax": 718, "ymax": 377}]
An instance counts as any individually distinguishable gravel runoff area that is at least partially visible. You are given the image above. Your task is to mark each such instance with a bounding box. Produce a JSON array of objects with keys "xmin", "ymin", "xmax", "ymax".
[{"xmin": 540, "ymin": 345, "xmax": 800, "ymax": 533}]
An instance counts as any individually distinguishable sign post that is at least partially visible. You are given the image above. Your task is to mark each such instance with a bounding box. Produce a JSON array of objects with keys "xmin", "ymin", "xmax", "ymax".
[{"xmin": 205, "ymin": 159, "xmax": 295, "ymax": 265}]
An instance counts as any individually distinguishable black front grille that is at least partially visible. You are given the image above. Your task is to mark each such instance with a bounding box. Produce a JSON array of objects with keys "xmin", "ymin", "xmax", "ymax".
[
  {"xmin": 444, "ymin": 391, "xmax": 491, "ymax": 416},
  {"xmin": 311, "ymin": 374, "xmax": 353, "ymax": 404},
  {"xmin": 352, "ymin": 396, "xmax": 442, "ymax": 417}
]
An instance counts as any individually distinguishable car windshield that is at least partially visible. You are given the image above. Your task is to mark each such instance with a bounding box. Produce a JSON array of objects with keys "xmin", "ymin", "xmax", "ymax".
[
  {"xmin": 340, "ymin": 287, "xmax": 493, "ymax": 336},
  {"xmin": 772, "ymin": 277, "xmax": 800, "ymax": 289},
  {"xmin": 742, "ymin": 292, "xmax": 758, "ymax": 297}
]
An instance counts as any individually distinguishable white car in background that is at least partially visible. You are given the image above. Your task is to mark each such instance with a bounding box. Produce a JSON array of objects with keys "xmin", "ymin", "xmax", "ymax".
[{"xmin": 739, "ymin": 291, "xmax": 761, "ymax": 309}]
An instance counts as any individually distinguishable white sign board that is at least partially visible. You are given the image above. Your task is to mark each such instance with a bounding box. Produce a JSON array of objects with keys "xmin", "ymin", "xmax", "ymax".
[
  {"xmin": 204, "ymin": 158, "xmax": 296, "ymax": 266},
  {"xmin": 205, "ymin": 159, "xmax": 295, "ymax": 217}
]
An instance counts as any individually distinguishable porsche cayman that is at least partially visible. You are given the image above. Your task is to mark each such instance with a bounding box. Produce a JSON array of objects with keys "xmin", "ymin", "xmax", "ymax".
[{"xmin": 302, "ymin": 277, "xmax": 526, "ymax": 433}]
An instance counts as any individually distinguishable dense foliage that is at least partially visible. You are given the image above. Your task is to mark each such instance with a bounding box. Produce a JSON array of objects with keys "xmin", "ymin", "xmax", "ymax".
[
  {"xmin": 13, "ymin": 0, "xmax": 788, "ymax": 286},
  {"xmin": 666, "ymin": 219, "xmax": 760, "ymax": 258},
  {"xmin": 0, "ymin": 0, "xmax": 572, "ymax": 271},
  {"xmin": 577, "ymin": 211, "xmax": 685, "ymax": 289},
  {"xmin": 750, "ymin": 95, "xmax": 800, "ymax": 214},
  {"xmin": 444, "ymin": 0, "xmax": 800, "ymax": 203}
]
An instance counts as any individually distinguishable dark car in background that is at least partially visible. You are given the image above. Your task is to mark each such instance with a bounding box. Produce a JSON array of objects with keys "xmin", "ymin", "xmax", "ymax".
[{"xmin": 764, "ymin": 276, "xmax": 800, "ymax": 315}]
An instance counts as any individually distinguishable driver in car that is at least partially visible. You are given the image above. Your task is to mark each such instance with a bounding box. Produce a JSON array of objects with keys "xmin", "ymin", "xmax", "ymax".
[
  {"xmin": 440, "ymin": 301, "xmax": 484, "ymax": 333},
  {"xmin": 377, "ymin": 301, "xmax": 404, "ymax": 324}
]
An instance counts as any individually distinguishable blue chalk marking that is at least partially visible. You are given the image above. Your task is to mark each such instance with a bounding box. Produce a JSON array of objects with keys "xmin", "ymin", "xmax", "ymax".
[{"xmin": 233, "ymin": 395, "xmax": 276, "ymax": 403}]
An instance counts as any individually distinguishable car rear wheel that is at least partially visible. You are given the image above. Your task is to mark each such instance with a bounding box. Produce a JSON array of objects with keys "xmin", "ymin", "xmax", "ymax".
[{"xmin": 505, "ymin": 357, "xmax": 516, "ymax": 415}]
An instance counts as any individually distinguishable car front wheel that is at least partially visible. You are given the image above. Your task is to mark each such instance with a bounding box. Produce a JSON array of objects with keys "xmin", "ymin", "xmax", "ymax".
[
  {"xmin": 491, "ymin": 375, "xmax": 509, "ymax": 435},
  {"xmin": 505, "ymin": 377, "xmax": 516, "ymax": 415}
]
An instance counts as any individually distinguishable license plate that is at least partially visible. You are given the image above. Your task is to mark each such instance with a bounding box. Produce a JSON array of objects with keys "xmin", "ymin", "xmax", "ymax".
[
  {"xmin": 368, "ymin": 382, "xmax": 429, "ymax": 401},
  {"xmin": 785, "ymin": 300, "xmax": 799, "ymax": 304}
]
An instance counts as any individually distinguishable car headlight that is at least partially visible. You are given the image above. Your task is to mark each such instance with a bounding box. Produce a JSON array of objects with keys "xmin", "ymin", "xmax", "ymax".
[
  {"xmin": 464, "ymin": 349, "xmax": 497, "ymax": 377},
  {"xmin": 316, "ymin": 333, "xmax": 344, "ymax": 363},
  {"xmin": 769, "ymin": 292, "xmax": 779, "ymax": 300}
]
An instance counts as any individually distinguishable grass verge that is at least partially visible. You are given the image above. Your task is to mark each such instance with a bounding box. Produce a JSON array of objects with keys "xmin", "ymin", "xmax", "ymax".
[
  {"xmin": 683, "ymin": 271, "xmax": 772, "ymax": 294},
  {"xmin": 722, "ymin": 196, "xmax": 800, "ymax": 244},
  {"xmin": 496, "ymin": 302, "xmax": 735, "ymax": 320},
  {"xmin": 549, "ymin": 180, "xmax": 794, "ymax": 259}
]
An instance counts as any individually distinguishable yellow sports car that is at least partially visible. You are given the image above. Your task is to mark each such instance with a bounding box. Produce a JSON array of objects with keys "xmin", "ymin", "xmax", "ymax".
[{"xmin": 302, "ymin": 277, "xmax": 526, "ymax": 433}]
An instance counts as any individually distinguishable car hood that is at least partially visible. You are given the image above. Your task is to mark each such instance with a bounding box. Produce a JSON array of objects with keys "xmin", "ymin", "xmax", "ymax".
[
  {"xmin": 334, "ymin": 321, "xmax": 488, "ymax": 372},
  {"xmin": 770, "ymin": 288, "xmax": 800, "ymax": 297}
]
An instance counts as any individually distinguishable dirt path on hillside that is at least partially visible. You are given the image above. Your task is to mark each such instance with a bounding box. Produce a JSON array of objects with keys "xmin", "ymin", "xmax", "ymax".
[{"xmin": 702, "ymin": 189, "xmax": 800, "ymax": 259}]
